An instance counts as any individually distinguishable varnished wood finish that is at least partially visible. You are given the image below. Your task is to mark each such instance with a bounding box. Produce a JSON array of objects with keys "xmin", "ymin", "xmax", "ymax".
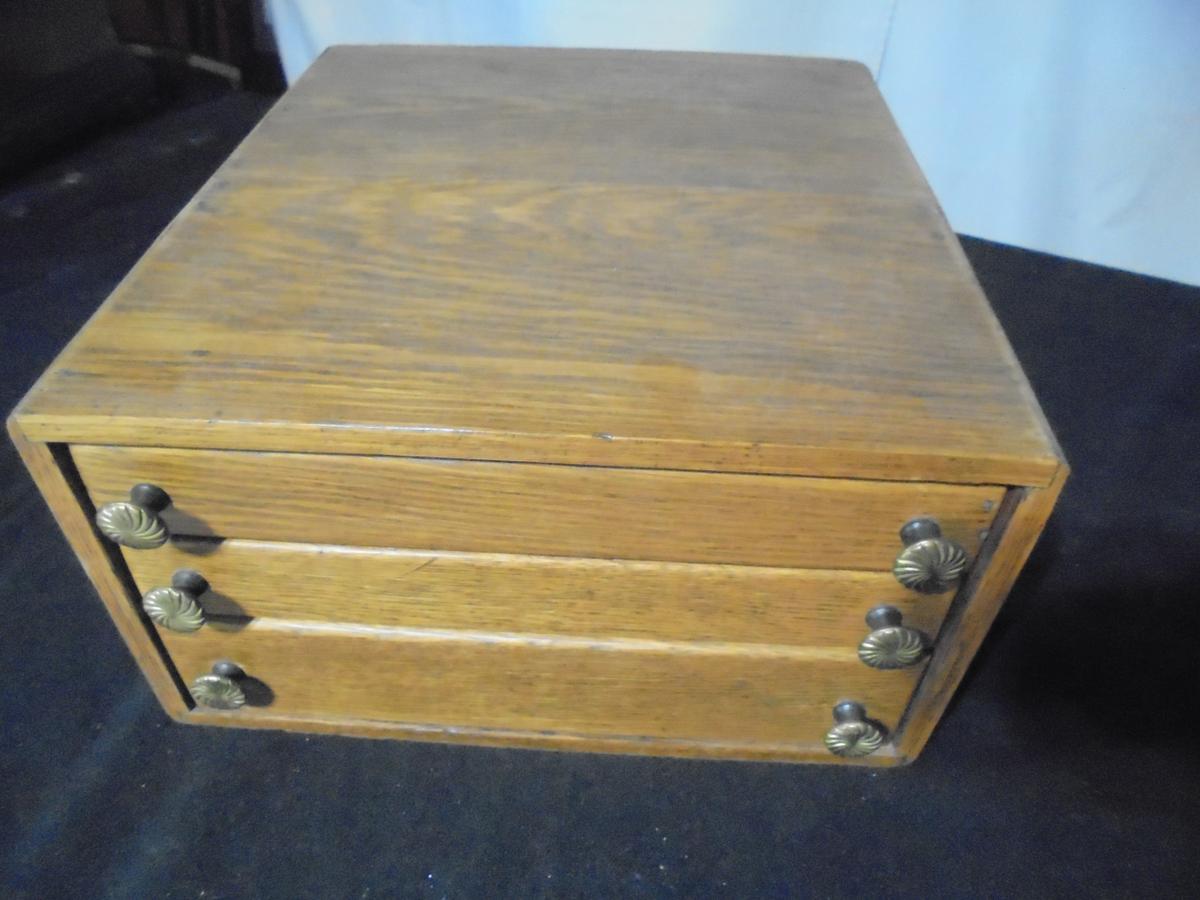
[
  {"xmin": 125, "ymin": 538, "xmax": 955, "ymax": 645},
  {"xmin": 9, "ymin": 47, "xmax": 1068, "ymax": 763},
  {"xmin": 894, "ymin": 464, "xmax": 1068, "ymax": 757},
  {"xmin": 161, "ymin": 619, "xmax": 924, "ymax": 746},
  {"xmin": 72, "ymin": 444, "xmax": 1002, "ymax": 569},
  {"xmin": 6, "ymin": 423, "xmax": 188, "ymax": 716},
  {"xmin": 180, "ymin": 708, "xmax": 905, "ymax": 766},
  {"xmin": 13, "ymin": 47, "xmax": 1059, "ymax": 486}
]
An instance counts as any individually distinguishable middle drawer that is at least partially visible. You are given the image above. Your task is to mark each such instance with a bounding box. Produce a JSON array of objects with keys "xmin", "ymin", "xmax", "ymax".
[{"xmin": 125, "ymin": 538, "xmax": 954, "ymax": 647}]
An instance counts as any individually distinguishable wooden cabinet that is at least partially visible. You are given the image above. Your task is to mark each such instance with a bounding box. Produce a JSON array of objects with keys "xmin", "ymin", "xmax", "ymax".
[{"xmin": 9, "ymin": 47, "xmax": 1066, "ymax": 764}]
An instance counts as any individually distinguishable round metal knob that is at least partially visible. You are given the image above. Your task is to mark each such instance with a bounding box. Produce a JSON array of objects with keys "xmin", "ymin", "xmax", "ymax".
[
  {"xmin": 857, "ymin": 606, "xmax": 928, "ymax": 669},
  {"xmin": 95, "ymin": 483, "xmax": 170, "ymax": 549},
  {"xmin": 190, "ymin": 661, "xmax": 246, "ymax": 710},
  {"xmin": 824, "ymin": 701, "xmax": 886, "ymax": 758},
  {"xmin": 892, "ymin": 517, "xmax": 968, "ymax": 594},
  {"xmin": 142, "ymin": 569, "xmax": 208, "ymax": 633}
]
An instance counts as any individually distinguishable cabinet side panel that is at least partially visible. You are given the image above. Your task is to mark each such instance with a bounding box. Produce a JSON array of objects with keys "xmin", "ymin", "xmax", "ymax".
[
  {"xmin": 894, "ymin": 464, "xmax": 1068, "ymax": 758},
  {"xmin": 7, "ymin": 419, "xmax": 190, "ymax": 716}
]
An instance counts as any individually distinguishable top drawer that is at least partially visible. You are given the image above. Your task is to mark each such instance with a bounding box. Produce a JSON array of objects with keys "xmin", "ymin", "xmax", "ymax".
[{"xmin": 72, "ymin": 445, "xmax": 1002, "ymax": 569}]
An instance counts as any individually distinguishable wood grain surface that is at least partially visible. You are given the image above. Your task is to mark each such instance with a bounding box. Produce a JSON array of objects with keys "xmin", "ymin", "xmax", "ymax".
[
  {"xmin": 7, "ymin": 47, "xmax": 1069, "ymax": 764},
  {"xmin": 161, "ymin": 618, "xmax": 924, "ymax": 746},
  {"xmin": 125, "ymin": 538, "xmax": 955, "ymax": 645},
  {"xmin": 73, "ymin": 444, "xmax": 1003, "ymax": 569},
  {"xmin": 894, "ymin": 462, "xmax": 1068, "ymax": 758},
  {"xmin": 179, "ymin": 708, "xmax": 906, "ymax": 766},
  {"xmin": 6, "ymin": 424, "xmax": 188, "ymax": 715},
  {"xmin": 13, "ymin": 47, "xmax": 1060, "ymax": 486}
]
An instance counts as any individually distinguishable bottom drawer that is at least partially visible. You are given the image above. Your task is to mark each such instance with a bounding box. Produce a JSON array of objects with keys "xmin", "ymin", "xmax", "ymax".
[{"xmin": 162, "ymin": 621, "xmax": 923, "ymax": 748}]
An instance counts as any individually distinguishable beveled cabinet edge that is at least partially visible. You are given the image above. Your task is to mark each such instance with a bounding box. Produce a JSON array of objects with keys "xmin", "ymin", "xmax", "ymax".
[
  {"xmin": 892, "ymin": 462, "xmax": 1069, "ymax": 759},
  {"xmin": 7, "ymin": 418, "xmax": 191, "ymax": 717},
  {"xmin": 14, "ymin": 413, "xmax": 1062, "ymax": 488}
]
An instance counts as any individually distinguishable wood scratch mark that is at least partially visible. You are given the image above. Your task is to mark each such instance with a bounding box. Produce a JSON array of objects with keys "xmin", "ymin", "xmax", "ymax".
[{"xmin": 405, "ymin": 558, "xmax": 438, "ymax": 576}]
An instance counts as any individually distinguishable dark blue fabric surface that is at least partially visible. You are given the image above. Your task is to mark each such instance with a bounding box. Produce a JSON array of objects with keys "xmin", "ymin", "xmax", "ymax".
[{"xmin": 1, "ymin": 91, "xmax": 1197, "ymax": 898}]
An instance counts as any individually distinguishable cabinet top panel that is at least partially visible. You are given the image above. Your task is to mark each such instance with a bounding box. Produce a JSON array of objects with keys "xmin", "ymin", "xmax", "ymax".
[{"xmin": 16, "ymin": 46, "xmax": 1061, "ymax": 484}]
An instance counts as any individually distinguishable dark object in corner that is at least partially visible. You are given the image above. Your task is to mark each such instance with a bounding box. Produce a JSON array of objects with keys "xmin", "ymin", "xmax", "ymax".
[
  {"xmin": 0, "ymin": 0, "xmax": 284, "ymax": 179},
  {"xmin": 0, "ymin": 49, "xmax": 156, "ymax": 177},
  {"xmin": 0, "ymin": 0, "xmax": 155, "ymax": 177}
]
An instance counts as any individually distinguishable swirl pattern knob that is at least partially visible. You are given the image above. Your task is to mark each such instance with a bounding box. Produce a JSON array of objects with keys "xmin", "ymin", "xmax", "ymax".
[
  {"xmin": 892, "ymin": 518, "xmax": 968, "ymax": 594},
  {"xmin": 857, "ymin": 606, "xmax": 928, "ymax": 669},
  {"xmin": 95, "ymin": 484, "xmax": 171, "ymax": 549},
  {"xmin": 824, "ymin": 701, "xmax": 886, "ymax": 758},
  {"xmin": 191, "ymin": 661, "xmax": 246, "ymax": 710},
  {"xmin": 142, "ymin": 570, "xmax": 208, "ymax": 633}
]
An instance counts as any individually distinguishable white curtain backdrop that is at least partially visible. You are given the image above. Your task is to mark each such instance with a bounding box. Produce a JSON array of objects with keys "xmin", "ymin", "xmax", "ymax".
[{"xmin": 265, "ymin": 0, "xmax": 1200, "ymax": 286}]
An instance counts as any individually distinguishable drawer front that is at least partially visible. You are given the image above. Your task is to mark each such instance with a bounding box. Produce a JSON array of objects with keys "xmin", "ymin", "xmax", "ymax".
[
  {"xmin": 74, "ymin": 444, "xmax": 1002, "ymax": 569},
  {"xmin": 129, "ymin": 538, "xmax": 953, "ymax": 646},
  {"xmin": 162, "ymin": 621, "xmax": 923, "ymax": 744}
]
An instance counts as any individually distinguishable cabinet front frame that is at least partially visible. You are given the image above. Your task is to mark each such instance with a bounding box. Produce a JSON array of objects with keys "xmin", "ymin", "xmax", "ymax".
[{"xmin": 8, "ymin": 422, "xmax": 1065, "ymax": 764}]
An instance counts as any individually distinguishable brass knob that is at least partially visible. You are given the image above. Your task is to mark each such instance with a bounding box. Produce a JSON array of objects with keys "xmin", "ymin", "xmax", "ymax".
[
  {"xmin": 190, "ymin": 660, "xmax": 246, "ymax": 710},
  {"xmin": 95, "ymin": 483, "xmax": 170, "ymax": 549},
  {"xmin": 892, "ymin": 517, "xmax": 968, "ymax": 594},
  {"xmin": 824, "ymin": 701, "xmax": 886, "ymax": 758},
  {"xmin": 142, "ymin": 569, "xmax": 208, "ymax": 633},
  {"xmin": 857, "ymin": 606, "xmax": 928, "ymax": 669}
]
